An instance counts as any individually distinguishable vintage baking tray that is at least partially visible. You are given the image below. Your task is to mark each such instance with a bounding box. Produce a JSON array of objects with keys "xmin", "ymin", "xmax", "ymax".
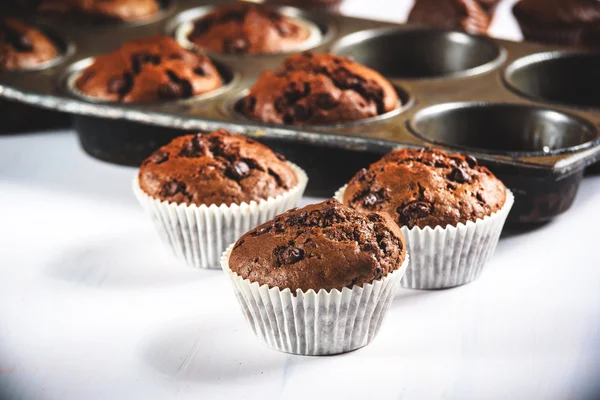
[{"xmin": 1, "ymin": 0, "xmax": 600, "ymax": 224}]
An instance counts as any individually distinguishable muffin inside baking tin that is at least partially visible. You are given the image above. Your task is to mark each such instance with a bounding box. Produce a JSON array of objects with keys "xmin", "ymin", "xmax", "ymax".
[
  {"xmin": 169, "ymin": 5, "xmax": 325, "ymax": 56},
  {"xmin": 63, "ymin": 56, "xmax": 238, "ymax": 104},
  {"xmin": 331, "ymin": 27, "xmax": 505, "ymax": 79},
  {"xmin": 504, "ymin": 51, "xmax": 600, "ymax": 109},
  {"xmin": 410, "ymin": 102, "xmax": 600, "ymax": 156}
]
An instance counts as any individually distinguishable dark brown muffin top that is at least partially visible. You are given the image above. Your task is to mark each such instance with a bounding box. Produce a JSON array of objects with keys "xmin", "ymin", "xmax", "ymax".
[
  {"xmin": 513, "ymin": 0, "xmax": 600, "ymax": 26},
  {"xmin": 237, "ymin": 52, "xmax": 399, "ymax": 126},
  {"xmin": 187, "ymin": 3, "xmax": 311, "ymax": 55},
  {"xmin": 36, "ymin": 0, "xmax": 160, "ymax": 22},
  {"xmin": 138, "ymin": 129, "xmax": 299, "ymax": 206},
  {"xmin": 0, "ymin": 18, "xmax": 59, "ymax": 71},
  {"xmin": 229, "ymin": 199, "xmax": 406, "ymax": 292},
  {"xmin": 343, "ymin": 149, "xmax": 507, "ymax": 229},
  {"xmin": 75, "ymin": 36, "xmax": 222, "ymax": 103},
  {"xmin": 407, "ymin": 0, "xmax": 490, "ymax": 34}
]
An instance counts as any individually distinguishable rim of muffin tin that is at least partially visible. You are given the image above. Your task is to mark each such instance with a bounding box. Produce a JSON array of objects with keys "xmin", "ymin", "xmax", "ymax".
[
  {"xmin": 1, "ymin": 25, "xmax": 76, "ymax": 73},
  {"xmin": 408, "ymin": 101, "xmax": 600, "ymax": 157},
  {"xmin": 62, "ymin": 56, "xmax": 240, "ymax": 106},
  {"xmin": 224, "ymin": 86, "xmax": 414, "ymax": 129},
  {"xmin": 503, "ymin": 50, "xmax": 600, "ymax": 111},
  {"xmin": 330, "ymin": 26, "xmax": 508, "ymax": 80},
  {"xmin": 169, "ymin": 5, "xmax": 326, "ymax": 57}
]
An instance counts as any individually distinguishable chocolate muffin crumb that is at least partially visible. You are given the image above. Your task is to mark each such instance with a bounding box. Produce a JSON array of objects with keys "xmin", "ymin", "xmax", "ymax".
[
  {"xmin": 0, "ymin": 18, "xmax": 58, "ymax": 71},
  {"xmin": 36, "ymin": 0, "xmax": 160, "ymax": 22},
  {"xmin": 408, "ymin": 0, "xmax": 490, "ymax": 34},
  {"xmin": 75, "ymin": 36, "xmax": 222, "ymax": 103},
  {"xmin": 138, "ymin": 129, "xmax": 298, "ymax": 206},
  {"xmin": 230, "ymin": 199, "xmax": 406, "ymax": 292},
  {"xmin": 238, "ymin": 53, "xmax": 398, "ymax": 125},
  {"xmin": 188, "ymin": 3, "xmax": 311, "ymax": 55},
  {"xmin": 343, "ymin": 148, "xmax": 507, "ymax": 229}
]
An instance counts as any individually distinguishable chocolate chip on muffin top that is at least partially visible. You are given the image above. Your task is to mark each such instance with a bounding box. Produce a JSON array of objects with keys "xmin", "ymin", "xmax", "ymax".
[
  {"xmin": 343, "ymin": 148, "xmax": 507, "ymax": 229},
  {"xmin": 36, "ymin": 0, "xmax": 160, "ymax": 22},
  {"xmin": 0, "ymin": 18, "xmax": 59, "ymax": 71},
  {"xmin": 229, "ymin": 199, "xmax": 406, "ymax": 292},
  {"xmin": 138, "ymin": 129, "xmax": 298, "ymax": 206},
  {"xmin": 237, "ymin": 52, "xmax": 399, "ymax": 125},
  {"xmin": 407, "ymin": 0, "xmax": 490, "ymax": 34},
  {"xmin": 187, "ymin": 3, "xmax": 311, "ymax": 55},
  {"xmin": 75, "ymin": 36, "xmax": 222, "ymax": 103}
]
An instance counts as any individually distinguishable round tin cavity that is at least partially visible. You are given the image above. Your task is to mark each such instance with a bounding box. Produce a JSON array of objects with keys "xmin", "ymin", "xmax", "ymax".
[
  {"xmin": 504, "ymin": 51, "xmax": 600, "ymax": 109},
  {"xmin": 410, "ymin": 102, "xmax": 600, "ymax": 156},
  {"xmin": 332, "ymin": 27, "xmax": 505, "ymax": 79}
]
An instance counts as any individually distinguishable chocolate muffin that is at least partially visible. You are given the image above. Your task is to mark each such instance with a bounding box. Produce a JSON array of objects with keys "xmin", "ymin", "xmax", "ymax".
[
  {"xmin": 138, "ymin": 129, "xmax": 298, "ymax": 206},
  {"xmin": 343, "ymin": 148, "xmax": 506, "ymax": 229},
  {"xmin": 264, "ymin": 0, "xmax": 343, "ymax": 12},
  {"xmin": 513, "ymin": 0, "xmax": 600, "ymax": 45},
  {"xmin": 75, "ymin": 36, "xmax": 222, "ymax": 103},
  {"xmin": 36, "ymin": 0, "xmax": 160, "ymax": 22},
  {"xmin": 229, "ymin": 199, "xmax": 406, "ymax": 292},
  {"xmin": 0, "ymin": 18, "xmax": 59, "ymax": 71},
  {"xmin": 237, "ymin": 52, "xmax": 399, "ymax": 126},
  {"xmin": 407, "ymin": 0, "xmax": 491, "ymax": 35},
  {"xmin": 187, "ymin": 3, "xmax": 311, "ymax": 55}
]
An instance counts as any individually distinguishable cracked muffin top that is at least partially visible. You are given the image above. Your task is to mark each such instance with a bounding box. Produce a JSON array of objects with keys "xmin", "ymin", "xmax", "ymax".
[
  {"xmin": 138, "ymin": 129, "xmax": 298, "ymax": 206},
  {"xmin": 187, "ymin": 3, "xmax": 311, "ymax": 55},
  {"xmin": 236, "ymin": 52, "xmax": 398, "ymax": 125},
  {"xmin": 35, "ymin": 0, "xmax": 160, "ymax": 22},
  {"xmin": 407, "ymin": 0, "xmax": 490, "ymax": 34},
  {"xmin": 0, "ymin": 18, "xmax": 59, "ymax": 71},
  {"xmin": 229, "ymin": 199, "xmax": 406, "ymax": 292},
  {"xmin": 75, "ymin": 36, "xmax": 222, "ymax": 103},
  {"xmin": 343, "ymin": 149, "xmax": 507, "ymax": 229}
]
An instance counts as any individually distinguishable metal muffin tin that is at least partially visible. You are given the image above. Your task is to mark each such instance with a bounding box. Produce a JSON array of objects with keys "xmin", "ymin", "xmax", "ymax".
[{"xmin": 1, "ymin": 0, "xmax": 600, "ymax": 224}]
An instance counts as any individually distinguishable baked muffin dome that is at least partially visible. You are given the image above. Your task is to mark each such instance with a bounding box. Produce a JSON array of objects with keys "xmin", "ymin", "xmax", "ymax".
[
  {"xmin": 229, "ymin": 199, "xmax": 406, "ymax": 292},
  {"xmin": 407, "ymin": 0, "xmax": 490, "ymax": 34},
  {"xmin": 138, "ymin": 129, "xmax": 298, "ymax": 206},
  {"xmin": 0, "ymin": 18, "xmax": 59, "ymax": 71},
  {"xmin": 343, "ymin": 148, "xmax": 507, "ymax": 229},
  {"xmin": 187, "ymin": 3, "xmax": 311, "ymax": 55},
  {"xmin": 36, "ymin": 0, "xmax": 160, "ymax": 22},
  {"xmin": 75, "ymin": 36, "xmax": 222, "ymax": 103},
  {"xmin": 513, "ymin": 0, "xmax": 600, "ymax": 45},
  {"xmin": 237, "ymin": 52, "xmax": 399, "ymax": 126}
]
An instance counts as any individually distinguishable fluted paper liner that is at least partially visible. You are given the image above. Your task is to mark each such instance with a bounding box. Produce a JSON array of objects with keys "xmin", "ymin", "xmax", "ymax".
[
  {"xmin": 334, "ymin": 185, "xmax": 514, "ymax": 289},
  {"xmin": 221, "ymin": 245, "xmax": 409, "ymax": 355},
  {"xmin": 133, "ymin": 162, "xmax": 307, "ymax": 269}
]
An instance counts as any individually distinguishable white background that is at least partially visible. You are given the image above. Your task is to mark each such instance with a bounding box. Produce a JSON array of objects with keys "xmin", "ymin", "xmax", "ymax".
[{"xmin": 2, "ymin": 1, "xmax": 600, "ymax": 399}]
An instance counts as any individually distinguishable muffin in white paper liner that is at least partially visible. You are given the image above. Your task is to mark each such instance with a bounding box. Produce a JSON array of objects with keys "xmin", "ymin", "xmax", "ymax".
[
  {"xmin": 220, "ymin": 245, "xmax": 409, "ymax": 355},
  {"xmin": 334, "ymin": 185, "xmax": 514, "ymax": 289},
  {"xmin": 133, "ymin": 162, "xmax": 307, "ymax": 270}
]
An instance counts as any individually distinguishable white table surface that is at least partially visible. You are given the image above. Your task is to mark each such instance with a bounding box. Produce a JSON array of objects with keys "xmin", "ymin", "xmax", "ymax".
[{"xmin": 2, "ymin": 2, "xmax": 600, "ymax": 400}]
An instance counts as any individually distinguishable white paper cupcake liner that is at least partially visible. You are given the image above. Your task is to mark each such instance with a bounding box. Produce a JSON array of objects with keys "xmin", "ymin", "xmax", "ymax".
[
  {"xmin": 221, "ymin": 245, "xmax": 409, "ymax": 355},
  {"xmin": 133, "ymin": 162, "xmax": 307, "ymax": 269},
  {"xmin": 334, "ymin": 185, "xmax": 514, "ymax": 289}
]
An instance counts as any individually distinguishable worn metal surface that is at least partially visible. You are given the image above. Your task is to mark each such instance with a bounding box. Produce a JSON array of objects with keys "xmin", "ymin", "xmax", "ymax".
[{"xmin": 1, "ymin": 0, "xmax": 599, "ymax": 221}]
